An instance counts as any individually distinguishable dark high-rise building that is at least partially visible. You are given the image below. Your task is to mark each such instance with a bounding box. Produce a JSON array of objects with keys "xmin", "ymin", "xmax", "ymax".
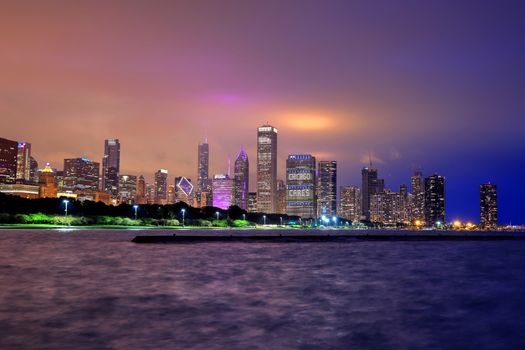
[
  {"xmin": 424, "ymin": 174, "xmax": 445, "ymax": 226},
  {"xmin": 339, "ymin": 186, "xmax": 361, "ymax": 222},
  {"xmin": 248, "ymin": 192, "xmax": 257, "ymax": 213},
  {"xmin": 257, "ymin": 125, "xmax": 278, "ymax": 213},
  {"xmin": 29, "ymin": 156, "xmax": 38, "ymax": 183},
  {"xmin": 136, "ymin": 175, "xmax": 146, "ymax": 204},
  {"xmin": 63, "ymin": 157, "xmax": 100, "ymax": 193},
  {"xmin": 361, "ymin": 167, "xmax": 384, "ymax": 220},
  {"xmin": 154, "ymin": 169, "xmax": 168, "ymax": 204},
  {"xmin": 118, "ymin": 175, "xmax": 137, "ymax": 204},
  {"xmin": 196, "ymin": 141, "xmax": 209, "ymax": 206},
  {"xmin": 16, "ymin": 142, "xmax": 31, "ymax": 182},
  {"xmin": 317, "ymin": 160, "xmax": 337, "ymax": 217},
  {"xmin": 286, "ymin": 154, "xmax": 316, "ymax": 219},
  {"xmin": 411, "ymin": 170, "xmax": 425, "ymax": 221},
  {"xmin": 233, "ymin": 148, "xmax": 249, "ymax": 209},
  {"xmin": 0, "ymin": 137, "xmax": 18, "ymax": 184},
  {"xmin": 480, "ymin": 184, "xmax": 498, "ymax": 229},
  {"xmin": 102, "ymin": 139, "xmax": 120, "ymax": 196},
  {"xmin": 276, "ymin": 179, "xmax": 287, "ymax": 214}
]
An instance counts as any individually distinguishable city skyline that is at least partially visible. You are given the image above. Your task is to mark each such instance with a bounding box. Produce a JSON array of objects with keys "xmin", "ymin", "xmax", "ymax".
[{"xmin": 1, "ymin": 1, "xmax": 524, "ymax": 223}]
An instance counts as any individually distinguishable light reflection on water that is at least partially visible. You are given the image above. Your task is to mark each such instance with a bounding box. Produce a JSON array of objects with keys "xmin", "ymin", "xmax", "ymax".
[{"xmin": 1, "ymin": 229, "xmax": 525, "ymax": 349}]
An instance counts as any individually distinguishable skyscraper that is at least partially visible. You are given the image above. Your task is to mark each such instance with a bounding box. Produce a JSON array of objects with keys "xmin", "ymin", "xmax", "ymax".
[
  {"xmin": 339, "ymin": 186, "xmax": 361, "ymax": 223},
  {"xmin": 63, "ymin": 158, "xmax": 100, "ymax": 193},
  {"xmin": 16, "ymin": 142, "xmax": 31, "ymax": 182},
  {"xmin": 0, "ymin": 137, "xmax": 18, "ymax": 184},
  {"xmin": 175, "ymin": 176, "xmax": 194, "ymax": 204},
  {"xmin": 361, "ymin": 167, "xmax": 384, "ymax": 220},
  {"xmin": 317, "ymin": 160, "xmax": 337, "ymax": 217},
  {"xmin": 276, "ymin": 179, "xmax": 287, "ymax": 214},
  {"xmin": 248, "ymin": 192, "xmax": 257, "ymax": 213},
  {"xmin": 118, "ymin": 175, "xmax": 137, "ymax": 204},
  {"xmin": 233, "ymin": 148, "xmax": 249, "ymax": 209},
  {"xmin": 480, "ymin": 183, "xmax": 498, "ymax": 228},
  {"xmin": 411, "ymin": 170, "xmax": 425, "ymax": 222},
  {"xmin": 102, "ymin": 139, "xmax": 120, "ymax": 196},
  {"xmin": 286, "ymin": 154, "xmax": 316, "ymax": 219},
  {"xmin": 154, "ymin": 169, "xmax": 168, "ymax": 204},
  {"xmin": 424, "ymin": 174, "xmax": 445, "ymax": 226},
  {"xmin": 38, "ymin": 163, "xmax": 57, "ymax": 198},
  {"xmin": 196, "ymin": 141, "xmax": 209, "ymax": 206},
  {"xmin": 212, "ymin": 174, "xmax": 234, "ymax": 210},
  {"xmin": 257, "ymin": 124, "xmax": 278, "ymax": 213},
  {"xmin": 136, "ymin": 175, "xmax": 146, "ymax": 204}
]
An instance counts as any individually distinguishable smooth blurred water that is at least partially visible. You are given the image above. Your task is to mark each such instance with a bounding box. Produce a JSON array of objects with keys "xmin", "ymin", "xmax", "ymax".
[{"xmin": 1, "ymin": 229, "xmax": 525, "ymax": 350}]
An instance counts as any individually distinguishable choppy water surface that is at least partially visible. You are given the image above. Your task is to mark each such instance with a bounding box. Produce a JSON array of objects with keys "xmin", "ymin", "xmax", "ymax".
[{"xmin": 1, "ymin": 229, "xmax": 525, "ymax": 349}]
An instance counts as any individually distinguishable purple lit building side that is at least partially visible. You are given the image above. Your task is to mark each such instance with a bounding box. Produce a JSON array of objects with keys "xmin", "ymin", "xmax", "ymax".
[{"xmin": 212, "ymin": 174, "xmax": 234, "ymax": 210}]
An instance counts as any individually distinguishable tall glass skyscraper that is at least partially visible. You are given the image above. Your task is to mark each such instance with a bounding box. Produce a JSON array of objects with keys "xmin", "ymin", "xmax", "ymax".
[
  {"xmin": 286, "ymin": 154, "xmax": 316, "ymax": 219},
  {"xmin": 480, "ymin": 183, "xmax": 498, "ymax": 228},
  {"xmin": 361, "ymin": 167, "xmax": 384, "ymax": 220},
  {"xmin": 317, "ymin": 160, "xmax": 337, "ymax": 217},
  {"xmin": 16, "ymin": 142, "xmax": 31, "ymax": 182},
  {"xmin": 424, "ymin": 174, "xmax": 445, "ymax": 226},
  {"xmin": 234, "ymin": 147, "xmax": 249, "ymax": 209},
  {"xmin": 411, "ymin": 170, "xmax": 425, "ymax": 221},
  {"xmin": 154, "ymin": 169, "xmax": 168, "ymax": 204},
  {"xmin": 102, "ymin": 139, "xmax": 120, "ymax": 196},
  {"xmin": 196, "ymin": 141, "xmax": 209, "ymax": 206},
  {"xmin": 0, "ymin": 137, "xmax": 19, "ymax": 184},
  {"xmin": 257, "ymin": 125, "xmax": 278, "ymax": 213}
]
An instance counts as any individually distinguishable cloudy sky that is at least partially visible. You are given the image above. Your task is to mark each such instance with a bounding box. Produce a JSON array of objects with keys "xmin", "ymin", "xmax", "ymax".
[{"xmin": 1, "ymin": 0, "xmax": 524, "ymax": 223}]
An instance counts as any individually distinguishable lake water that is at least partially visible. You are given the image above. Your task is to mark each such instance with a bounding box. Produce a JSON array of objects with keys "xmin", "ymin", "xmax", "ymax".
[{"xmin": 1, "ymin": 229, "xmax": 525, "ymax": 349}]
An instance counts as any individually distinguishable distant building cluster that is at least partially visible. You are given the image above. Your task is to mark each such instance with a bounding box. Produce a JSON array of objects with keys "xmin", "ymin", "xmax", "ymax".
[{"xmin": 0, "ymin": 129, "xmax": 499, "ymax": 228}]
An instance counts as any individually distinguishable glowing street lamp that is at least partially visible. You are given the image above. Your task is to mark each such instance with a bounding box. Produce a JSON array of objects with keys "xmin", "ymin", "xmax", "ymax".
[
  {"xmin": 263, "ymin": 215, "xmax": 266, "ymax": 225},
  {"xmin": 280, "ymin": 217, "xmax": 283, "ymax": 225},
  {"xmin": 181, "ymin": 208, "xmax": 186, "ymax": 227},
  {"xmin": 63, "ymin": 199, "xmax": 69, "ymax": 217},
  {"xmin": 133, "ymin": 205, "xmax": 139, "ymax": 220},
  {"xmin": 216, "ymin": 211, "xmax": 220, "ymax": 221},
  {"xmin": 332, "ymin": 216, "xmax": 337, "ymax": 226},
  {"xmin": 242, "ymin": 213, "xmax": 246, "ymax": 221}
]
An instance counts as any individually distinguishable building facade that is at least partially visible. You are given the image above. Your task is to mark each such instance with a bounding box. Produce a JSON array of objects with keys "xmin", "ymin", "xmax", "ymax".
[
  {"xmin": 317, "ymin": 160, "xmax": 337, "ymax": 217},
  {"xmin": 154, "ymin": 169, "xmax": 168, "ymax": 204},
  {"xmin": 256, "ymin": 125, "xmax": 278, "ymax": 213},
  {"xmin": 480, "ymin": 183, "xmax": 498, "ymax": 228},
  {"xmin": 102, "ymin": 139, "xmax": 120, "ymax": 196},
  {"xmin": 212, "ymin": 174, "xmax": 234, "ymax": 210},
  {"xmin": 424, "ymin": 174, "xmax": 445, "ymax": 226},
  {"xmin": 0, "ymin": 137, "xmax": 18, "ymax": 184},
  {"xmin": 233, "ymin": 148, "xmax": 249, "ymax": 209},
  {"xmin": 38, "ymin": 163, "xmax": 57, "ymax": 198},
  {"xmin": 411, "ymin": 171, "xmax": 425, "ymax": 222},
  {"xmin": 361, "ymin": 167, "xmax": 384, "ymax": 221},
  {"xmin": 196, "ymin": 141, "xmax": 209, "ymax": 207},
  {"xmin": 175, "ymin": 176, "xmax": 194, "ymax": 205},
  {"xmin": 63, "ymin": 158, "xmax": 100, "ymax": 193},
  {"xmin": 248, "ymin": 192, "xmax": 257, "ymax": 213},
  {"xmin": 286, "ymin": 154, "xmax": 316, "ymax": 219},
  {"xmin": 118, "ymin": 175, "xmax": 137, "ymax": 204},
  {"xmin": 339, "ymin": 186, "xmax": 361, "ymax": 223},
  {"xmin": 16, "ymin": 142, "xmax": 31, "ymax": 182}
]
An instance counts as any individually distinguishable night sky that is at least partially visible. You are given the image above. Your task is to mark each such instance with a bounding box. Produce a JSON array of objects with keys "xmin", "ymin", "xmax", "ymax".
[{"xmin": 1, "ymin": 1, "xmax": 524, "ymax": 224}]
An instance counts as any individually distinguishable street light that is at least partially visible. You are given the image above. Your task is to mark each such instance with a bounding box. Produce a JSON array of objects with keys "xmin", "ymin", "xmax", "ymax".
[
  {"xmin": 63, "ymin": 199, "xmax": 69, "ymax": 217},
  {"xmin": 133, "ymin": 205, "xmax": 139, "ymax": 220},
  {"xmin": 332, "ymin": 216, "xmax": 337, "ymax": 226},
  {"xmin": 181, "ymin": 208, "xmax": 186, "ymax": 227},
  {"xmin": 280, "ymin": 217, "xmax": 283, "ymax": 226},
  {"xmin": 216, "ymin": 211, "xmax": 220, "ymax": 221},
  {"xmin": 242, "ymin": 213, "xmax": 246, "ymax": 221},
  {"xmin": 263, "ymin": 215, "xmax": 266, "ymax": 225}
]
